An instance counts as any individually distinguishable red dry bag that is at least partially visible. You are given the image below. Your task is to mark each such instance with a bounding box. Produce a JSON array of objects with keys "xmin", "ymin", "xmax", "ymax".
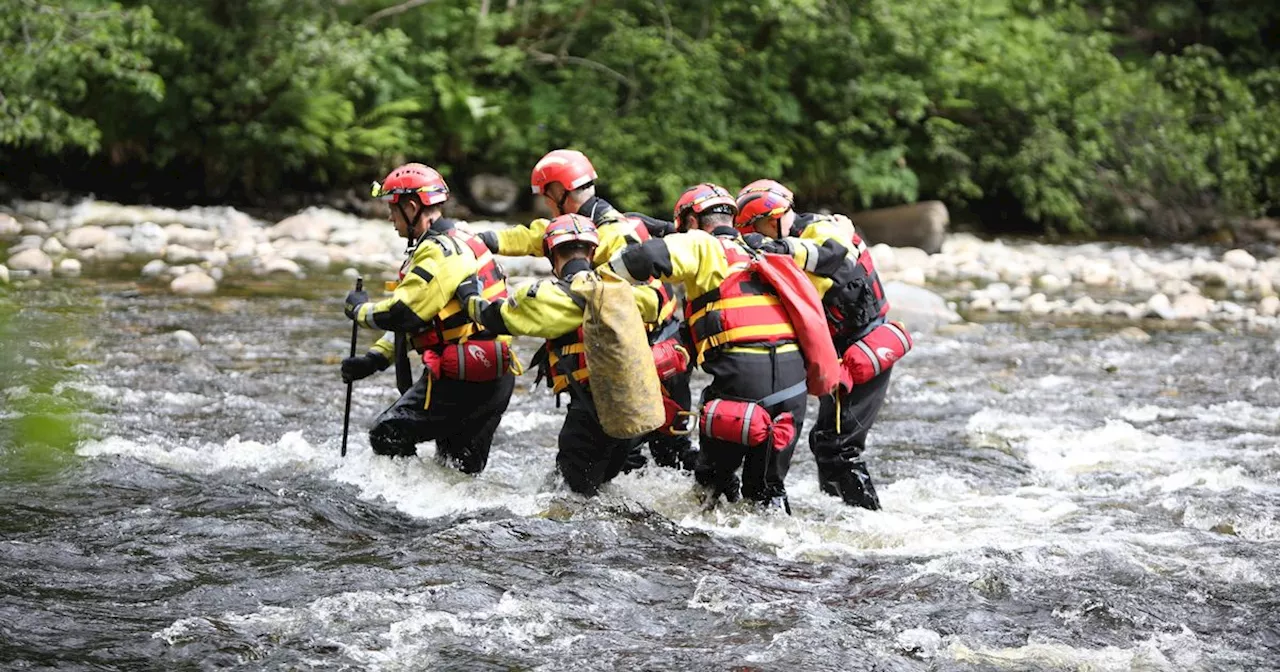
[
  {"xmin": 699, "ymin": 399, "xmax": 796, "ymax": 451},
  {"xmin": 840, "ymin": 321, "xmax": 913, "ymax": 390}
]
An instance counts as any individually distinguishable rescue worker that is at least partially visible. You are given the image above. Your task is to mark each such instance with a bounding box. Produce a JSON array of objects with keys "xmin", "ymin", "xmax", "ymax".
[
  {"xmin": 341, "ymin": 162, "xmax": 516, "ymax": 473},
  {"xmin": 734, "ymin": 179, "xmax": 895, "ymax": 510},
  {"xmin": 456, "ymin": 214, "xmax": 665, "ymax": 496},
  {"xmin": 605, "ymin": 183, "xmax": 810, "ymax": 510},
  {"xmin": 475, "ymin": 149, "xmax": 696, "ymax": 472}
]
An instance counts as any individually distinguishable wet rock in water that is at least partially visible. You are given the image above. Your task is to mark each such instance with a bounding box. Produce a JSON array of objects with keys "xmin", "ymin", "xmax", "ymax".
[
  {"xmin": 885, "ymin": 281, "xmax": 961, "ymax": 332},
  {"xmin": 268, "ymin": 209, "xmax": 333, "ymax": 242},
  {"xmin": 202, "ymin": 250, "xmax": 229, "ymax": 268},
  {"xmin": 1144, "ymin": 293, "xmax": 1177, "ymax": 320},
  {"xmin": 165, "ymin": 244, "xmax": 203, "ymax": 265},
  {"xmin": 141, "ymin": 259, "xmax": 168, "ymax": 278},
  {"xmin": 1222, "ymin": 249, "xmax": 1257, "ymax": 270},
  {"xmin": 1260, "ymin": 296, "xmax": 1280, "ymax": 318},
  {"xmin": 171, "ymin": 271, "xmax": 217, "ymax": 296},
  {"xmin": 11, "ymin": 235, "xmax": 44, "ymax": 255},
  {"xmin": 342, "ymin": 267, "xmax": 361, "ymax": 281},
  {"xmin": 898, "ymin": 266, "xmax": 927, "ymax": 286},
  {"xmin": 56, "ymin": 259, "xmax": 82, "ymax": 277},
  {"xmin": 869, "ymin": 243, "xmax": 896, "ymax": 272},
  {"xmin": 21, "ymin": 219, "xmax": 50, "ymax": 235},
  {"xmin": 129, "ymin": 222, "xmax": 168, "ymax": 257},
  {"xmin": 0, "ymin": 214, "xmax": 20, "ymax": 237},
  {"xmin": 0, "ymin": 264, "xmax": 8, "ymax": 284},
  {"xmin": 164, "ymin": 224, "xmax": 218, "ymax": 250},
  {"xmin": 468, "ymin": 174, "xmax": 521, "ymax": 215},
  {"xmin": 260, "ymin": 257, "xmax": 303, "ymax": 277},
  {"xmin": 1173, "ymin": 293, "xmax": 1211, "ymax": 320},
  {"xmin": 1118, "ymin": 326, "xmax": 1151, "ymax": 342},
  {"xmin": 96, "ymin": 233, "xmax": 133, "ymax": 262},
  {"xmin": 63, "ymin": 225, "xmax": 109, "ymax": 249},
  {"xmin": 277, "ymin": 240, "xmax": 331, "ymax": 270},
  {"xmin": 171, "ymin": 330, "xmax": 201, "ymax": 350},
  {"xmin": 1035, "ymin": 273, "xmax": 1067, "ymax": 292},
  {"xmin": 8, "ymin": 248, "xmax": 54, "ymax": 276},
  {"xmin": 851, "ymin": 201, "xmax": 948, "ymax": 254},
  {"xmin": 40, "ymin": 235, "xmax": 67, "ymax": 257}
]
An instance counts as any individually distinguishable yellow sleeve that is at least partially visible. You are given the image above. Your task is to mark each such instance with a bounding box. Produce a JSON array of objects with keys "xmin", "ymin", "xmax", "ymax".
[
  {"xmin": 494, "ymin": 281, "xmax": 585, "ymax": 339},
  {"xmin": 658, "ymin": 231, "xmax": 732, "ymax": 293},
  {"xmin": 495, "ymin": 218, "xmax": 550, "ymax": 257},
  {"xmin": 632, "ymin": 284, "xmax": 661, "ymax": 323},
  {"xmin": 369, "ymin": 331, "xmax": 396, "ymax": 359},
  {"xmin": 592, "ymin": 210, "xmax": 645, "ymax": 266},
  {"xmin": 356, "ymin": 243, "xmax": 468, "ymax": 331}
]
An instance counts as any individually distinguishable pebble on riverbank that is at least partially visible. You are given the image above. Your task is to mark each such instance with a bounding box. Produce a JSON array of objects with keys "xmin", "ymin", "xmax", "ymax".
[{"xmin": 2, "ymin": 201, "xmax": 1278, "ymax": 331}]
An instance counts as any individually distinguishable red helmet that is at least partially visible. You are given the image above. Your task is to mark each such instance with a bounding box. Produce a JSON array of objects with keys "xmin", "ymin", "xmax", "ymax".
[
  {"xmin": 673, "ymin": 183, "xmax": 737, "ymax": 230},
  {"xmin": 530, "ymin": 149, "xmax": 598, "ymax": 195},
  {"xmin": 735, "ymin": 179, "xmax": 794, "ymax": 232},
  {"xmin": 542, "ymin": 213, "xmax": 600, "ymax": 256},
  {"xmin": 371, "ymin": 163, "xmax": 449, "ymax": 205}
]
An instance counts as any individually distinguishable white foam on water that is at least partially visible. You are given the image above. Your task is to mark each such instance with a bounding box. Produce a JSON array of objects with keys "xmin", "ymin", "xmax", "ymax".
[
  {"xmin": 57, "ymin": 381, "xmax": 212, "ymax": 409},
  {"xmin": 945, "ymin": 627, "xmax": 1205, "ymax": 671},
  {"xmin": 77, "ymin": 431, "xmax": 552, "ymax": 520},
  {"xmin": 154, "ymin": 586, "xmax": 599, "ymax": 669}
]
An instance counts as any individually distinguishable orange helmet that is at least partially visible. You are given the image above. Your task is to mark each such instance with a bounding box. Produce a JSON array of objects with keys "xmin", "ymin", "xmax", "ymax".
[
  {"xmin": 734, "ymin": 179, "xmax": 794, "ymax": 233},
  {"xmin": 542, "ymin": 213, "xmax": 600, "ymax": 257},
  {"xmin": 371, "ymin": 163, "xmax": 449, "ymax": 205},
  {"xmin": 673, "ymin": 183, "xmax": 737, "ymax": 231},
  {"xmin": 530, "ymin": 149, "xmax": 598, "ymax": 195}
]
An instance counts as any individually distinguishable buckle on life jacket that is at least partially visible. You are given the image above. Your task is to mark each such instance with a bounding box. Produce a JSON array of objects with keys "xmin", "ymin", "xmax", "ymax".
[{"xmin": 659, "ymin": 394, "xmax": 697, "ymax": 436}]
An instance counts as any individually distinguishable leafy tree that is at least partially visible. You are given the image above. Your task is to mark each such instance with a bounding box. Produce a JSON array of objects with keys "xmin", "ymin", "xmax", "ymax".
[{"xmin": 0, "ymin": 0, "xmax": 168, "ymax": 154}]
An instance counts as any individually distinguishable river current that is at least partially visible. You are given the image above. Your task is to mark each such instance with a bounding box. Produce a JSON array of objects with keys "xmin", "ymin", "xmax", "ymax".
[{"xmin": 2, "ymin": 277, "xmax": 1278, "ymax": 671}]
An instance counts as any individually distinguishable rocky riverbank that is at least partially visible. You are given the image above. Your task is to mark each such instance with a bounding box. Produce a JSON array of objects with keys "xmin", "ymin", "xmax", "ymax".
[{"xmin": 2, "ymin": 200, "xmax": 1276, "ymax": 332}]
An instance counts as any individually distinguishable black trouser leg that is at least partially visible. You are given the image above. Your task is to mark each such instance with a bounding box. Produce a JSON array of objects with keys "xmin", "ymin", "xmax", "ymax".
[
  {"xmin": 556, "ymin": 394, "xmax": 635, "ymax": 496},
  {"xmin": 698, "ymin": 350, "xmax": 807, "ymax": 504},
  {"xmin": 369, "ymin": 374, "xmax": 515, "ymax": 475},
  {"xmin": 434, "ymin": 374, "xmax": 516, "ymax": 474},
  {"xmin": 809, "ymin": 368, "xmax": 891, "ymax": 510}
]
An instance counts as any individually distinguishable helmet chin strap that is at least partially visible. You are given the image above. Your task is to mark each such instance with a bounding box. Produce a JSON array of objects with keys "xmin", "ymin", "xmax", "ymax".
[{"xmin": 396, "ymin": 200, "xmax": 428, "ymax": 245}]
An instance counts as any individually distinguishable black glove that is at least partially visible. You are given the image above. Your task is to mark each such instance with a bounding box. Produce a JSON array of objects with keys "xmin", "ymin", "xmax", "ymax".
[
  {"xmin": 759, "ymin": 239, "xmax": 790, "ymax": 255},
  {"xmin": 344, "ymin": 289, "xmax": 369, "ymax": 320},
  {"xmin": 742, "ymin": 232, "xmax": 767, "ymax": 250},
  {"xmin": 477, "ymin": 230, "xmax": 499, "ymax": 254},
  {"xmin": 341, "ymin": 351, "xmax": 390, "ymax": 383},
  {"xmin": 455, "ymin": 274, "xmax": 483, "ymax": 305},
  {"xmin": 627, "ymin": 212, "xmax": 676, "ymax": 238}
]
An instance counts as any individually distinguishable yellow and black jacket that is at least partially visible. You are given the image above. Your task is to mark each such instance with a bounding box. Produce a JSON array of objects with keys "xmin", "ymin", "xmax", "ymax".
[
  {"xmin": 609, "ymin": 226, "xmax": 797, "ymax": 364},
  {"xmin": 486, "ymin": 197, "xmax": 652, "ymax": 266},
  {"xmin": 465, "ymin": 264, "xmax": 661, "ymax": 394},
  {"xmin": 483, "ymin": 196, "xmax": 679, "ymax": 334},
  {"xmin": 761, "ymin": 213, "xmax": 890, "ymax": 347},
  {"xmin": 355, "ymin": 220, "xmax": 508, "ymax": 358}
]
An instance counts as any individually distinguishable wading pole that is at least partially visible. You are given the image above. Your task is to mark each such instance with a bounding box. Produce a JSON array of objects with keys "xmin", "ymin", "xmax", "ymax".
[{"xmin": 341, "ymin": 277, "xmax": 364, "ymax": 457}]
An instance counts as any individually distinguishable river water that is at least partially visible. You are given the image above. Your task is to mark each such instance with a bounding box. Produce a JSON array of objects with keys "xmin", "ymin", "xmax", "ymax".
[{"xmin": 2, "ymin": 276, "xmax": 1278, "ymax": 671}]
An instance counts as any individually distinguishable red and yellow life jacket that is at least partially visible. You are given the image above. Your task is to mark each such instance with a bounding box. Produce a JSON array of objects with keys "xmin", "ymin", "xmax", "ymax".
[
  {"xmin": 685, "ymin": 239, "xmax": 796, "ymax": 362},
  {"xmin": 547, "ymin": 327, "xmax": 588, "ymax": 394},
  {"xmin": 409, "ymin": 230, "xmax": 508, "ymax": 352}
]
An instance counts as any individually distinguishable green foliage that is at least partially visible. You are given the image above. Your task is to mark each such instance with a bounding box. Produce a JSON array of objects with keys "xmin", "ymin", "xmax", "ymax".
[
  {"xmin": 1, "ymin": 0, "xmax": 1277, "ymax": 235},
  {"xmin": 0, "ymin": 0, "xmax": 168, "ymax": 153}
]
